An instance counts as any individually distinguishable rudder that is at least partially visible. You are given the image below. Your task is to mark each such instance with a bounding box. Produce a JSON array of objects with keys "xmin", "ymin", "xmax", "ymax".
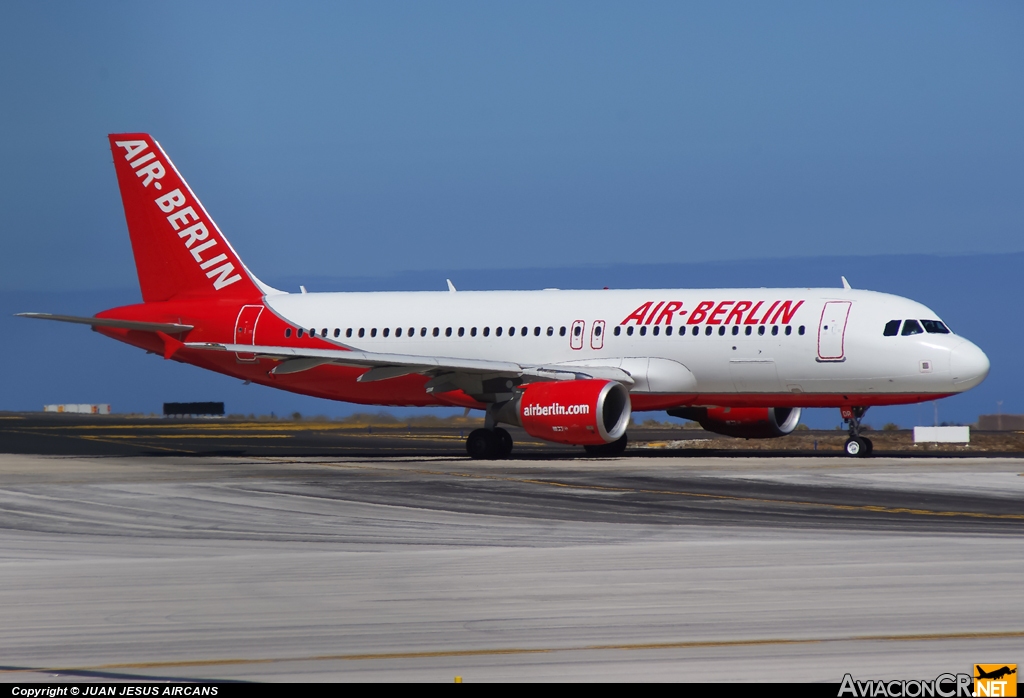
[{"xmin": 109, "ymin": 133, "xmax": 268, "ymax": 302}]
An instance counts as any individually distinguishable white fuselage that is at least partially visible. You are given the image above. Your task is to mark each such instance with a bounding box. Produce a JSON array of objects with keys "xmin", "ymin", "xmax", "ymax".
[{"xmin": 262, "ymin": 286, "xmax": 989, "ymax": 405}]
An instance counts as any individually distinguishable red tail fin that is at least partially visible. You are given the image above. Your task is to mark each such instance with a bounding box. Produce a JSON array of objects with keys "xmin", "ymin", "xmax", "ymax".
[{"xmin": 109, "ymin": 134, "xmax": 267, "ymax": 303}]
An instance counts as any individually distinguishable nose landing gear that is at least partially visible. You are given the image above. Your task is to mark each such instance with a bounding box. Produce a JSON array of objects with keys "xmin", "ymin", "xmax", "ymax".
[{"xmin": 841, "ymin": 406, "xmax": 873, "ymax": 458}]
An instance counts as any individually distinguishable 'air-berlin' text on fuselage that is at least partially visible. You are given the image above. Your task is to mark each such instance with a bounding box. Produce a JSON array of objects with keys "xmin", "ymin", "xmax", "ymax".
[
  {"xmin": 621, "ymin": 300, "xmax": 805, "ymax": 326},
  {"xmin": 114, "ymin": 140, "xmax": 241, "ymax": 291}
]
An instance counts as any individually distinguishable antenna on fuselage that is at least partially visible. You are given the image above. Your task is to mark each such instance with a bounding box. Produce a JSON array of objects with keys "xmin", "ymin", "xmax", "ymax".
[
  {"xmin": 841, "ymin": 276, "xmax": 851, "ymax": 290},
  {"xmin": 446, "ymin": 279, "xmax": 457, "ymax": 293}
]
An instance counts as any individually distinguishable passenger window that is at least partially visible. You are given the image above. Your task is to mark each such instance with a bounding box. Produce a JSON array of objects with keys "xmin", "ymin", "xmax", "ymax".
[
  {"xmin": 705, "ymin": 326, "xmax": 712, "ymax": 336},
  {"xmin": 408, "ymin": 327, "xmax": 414, "ymax": 337},
  {"xmin": 471, "ymin": 327, "xmax": 477, "ymax": 337},
  {"xmin": 595, "ymin": 325, "xmax": 602, "ymax": 336},
  {"xmin": 771, "ymin": 326, "xmax": 779, "ymax": 336},
  {"xmin": 483, "ymin": 327, "xmax": 489, "ymax": 337},
  {"xmin": 922, "ymin": 320, "xmax": 950, "ymax": 334},
  {"xmin": 333, "ymin": 328, "xmax": 340, "ymax": 338},
  {"xmin": 640, "ymin": 326, "xmax": 647, "ymax": 336},
  {"xmin": 496, "ymin": 327, "xmax": 503, "ymax": 337},
  {"xmin": 432, "ymin": 327, "xmax": 439, "ymax": 337},
  {"xmin": 458, "ymin": 327, "xmax": 465, "ymax": 337},
  {"xmin": 560, "ymin": 327, "xmax": 567, "ymax": 336},
  {"xmin": 321, "ymin": 329, "xmax": 328, "ymax": 338},
  {"xmin": 798, "ymin": 325, "xmax": 805, "ymax": 335},
  {"xmin": 371, "ymin": 328, "xmax": 377, "ymax": 338},
  {"xmin": 692, "ymin": 326, "xmax": 699, "ymax": 336},
  {"xmin": 785, "ymin": 326, "xmax": 792, "ymax": 336},
  {"xmin": 666, "ymin": 326, "xmax": 673, "ymax": 336},
  {"xmin": 614, "ymin": 326, "xmax": 621, "ymax": 336},
  {"xmin": 627, "ymin": 326, "xmax": 634, "ymax": 336},
  {"xmin": 420, "ymin": 327, "xmax": 426, "ymax": 337},
  {"xmin": 534, "ymin": 327, "xmax": 540, "ymax": 336},
  {"xmin": 298, "ymin": 328, "xmax": 304, "ymax": 338},
  {"xmin": 285, "ymin": 328, "xmax": 292, "ymax": 338},
  {"xmin": 358, "ymin": 328, "xmax": 365, "ymax": 338},
  {"xmin": 652, "ymin": 326, "xmax": 659, "ymax": 336},
  {"xmin": 547, "ymin": 327, "xmax": 554, "ymax": 336},
  {"xmin": 901, "ymin": 320, "xmax": 924, "ymax": 336},
  {"xmin": 446, "ymin": 327, "xmax": 453, "ymax": 337},
  {"xmin": 731, "ymin": 326, "xmax": 738, "ymax": 336},
  {"xmin": 573, "ymin": 325, "xmax": 582, "ymax": 337},
  {"xmin": 718, "ymin": 326, "xmax": 725, "ymax": 336},
  {"xmin": 521, "ymin": 326, "xmax": 528, "ymax": 336},
  {"xmin": 396, "ymin": 328, "xmax": 402, "ymax": 337},
  {"xmin": 758, "ymin": 326, "xmax": 765, "ymax": 336},
  {"xmin": 744, "ymin": 326, "xmax": 751, "ymax": 336},
  {"xmin": 883, "ymin": 320, "xmax": 901, "ymax": 337},
  {"xmin": 383, "ymin": 328, "xmax": 390, "ymax": 337}
]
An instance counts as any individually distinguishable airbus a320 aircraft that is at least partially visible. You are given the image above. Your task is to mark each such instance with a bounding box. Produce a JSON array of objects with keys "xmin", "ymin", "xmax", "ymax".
[{"xmin": 19, "ymin": 134, "xmax": 990, "ymax": 458}]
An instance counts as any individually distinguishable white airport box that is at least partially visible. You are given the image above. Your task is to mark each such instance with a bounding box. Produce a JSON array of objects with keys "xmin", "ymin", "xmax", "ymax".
[
  {"xmin": 44, "ymin": 404, "xmax": 111, "ymax": 415},
  {"xmin": 913, "ymin": 426, "xmax": 969, "ymax": 443}
]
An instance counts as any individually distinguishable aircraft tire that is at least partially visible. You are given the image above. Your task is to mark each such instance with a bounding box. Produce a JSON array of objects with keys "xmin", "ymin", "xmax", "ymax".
[
  {"xmin": 844, "ymin": 437, "xmax": 870, "ymax": 458},
  {"xmin": 863, "ymin": 437, "xmax": 874, "ymax": 456},
  {"xmin": 494, "ymin": 427, "xmax": 513, "ymax": 458},
  {"xmin": 466, "ymin": 428, "xmax": 496, "ymax": 460},
  {"xmin": 584, "ymin": 434, "xmax": 628, "ymax": 457}
]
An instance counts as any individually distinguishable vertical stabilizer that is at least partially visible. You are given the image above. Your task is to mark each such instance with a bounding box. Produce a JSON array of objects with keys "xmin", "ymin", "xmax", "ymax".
[{"xmin": 108, "ymin": 133, "xmax": 274, "ymax": 302}]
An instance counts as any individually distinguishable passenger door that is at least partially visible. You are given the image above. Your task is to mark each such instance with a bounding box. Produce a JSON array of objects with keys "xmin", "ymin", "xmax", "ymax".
[
  {"xmin": 233, "ymin": 304, "xmax": 263, "ymax": 362},
  {"xmin": 817, "ymin": 301, "xmax": 851, "ymax": 361}
]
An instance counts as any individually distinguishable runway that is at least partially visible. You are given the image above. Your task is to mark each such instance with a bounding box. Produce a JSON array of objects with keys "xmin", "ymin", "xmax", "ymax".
[{"xmin": 1, "ymin": 417, "xmax": 1023, "ymax": 681}]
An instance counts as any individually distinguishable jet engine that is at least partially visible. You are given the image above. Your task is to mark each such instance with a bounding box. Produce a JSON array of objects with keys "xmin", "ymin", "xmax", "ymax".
[
  {"xmin": 497, "ymin": 379, "xmax": 631, "ymax": 445},
  {"xmin": 667, "ymin": 406, "xmax": 802, "ymax": 439}
]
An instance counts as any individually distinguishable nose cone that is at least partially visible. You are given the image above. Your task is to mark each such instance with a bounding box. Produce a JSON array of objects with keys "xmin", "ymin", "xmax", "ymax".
[{"xmin": 950, "ymin": 340, "xmax": 990, "ymax": 390}]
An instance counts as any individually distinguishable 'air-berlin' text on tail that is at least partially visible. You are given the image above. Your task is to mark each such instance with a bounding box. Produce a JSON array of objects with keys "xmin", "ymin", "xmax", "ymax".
[{"xmin": 109, "ymin": 133, "xmax": 268, "ymax": 303}]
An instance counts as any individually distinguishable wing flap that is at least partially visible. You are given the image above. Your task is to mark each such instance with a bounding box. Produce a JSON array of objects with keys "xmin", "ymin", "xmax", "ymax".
[{"xmin": 185, "ymin": 342, "xmax": 636, "ymax": 386}]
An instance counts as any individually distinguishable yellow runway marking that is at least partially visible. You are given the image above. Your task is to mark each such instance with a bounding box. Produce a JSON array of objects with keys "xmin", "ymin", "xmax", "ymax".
[
  {"xmin": 89, "ymin": 434, "xmax": 291, "ymax": 439},
  {"xmin": 9, "ymin": 629, "xmax": 1022, "ymax": 673}
]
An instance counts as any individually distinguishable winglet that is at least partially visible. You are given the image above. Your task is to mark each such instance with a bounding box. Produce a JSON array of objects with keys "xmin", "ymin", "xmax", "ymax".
[
  {"xmin": 446, "ymin": 279, "xmax": 457, "ymax": 293},
  {"xmin": 841, "ymin": 276, "xmax": 852, "ymax": 290}
]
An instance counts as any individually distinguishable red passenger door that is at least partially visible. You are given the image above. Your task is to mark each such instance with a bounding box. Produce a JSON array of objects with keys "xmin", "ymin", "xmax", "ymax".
[{"xmin": 234, "ymin": 305, "xmax": 263, "ymax": 362}]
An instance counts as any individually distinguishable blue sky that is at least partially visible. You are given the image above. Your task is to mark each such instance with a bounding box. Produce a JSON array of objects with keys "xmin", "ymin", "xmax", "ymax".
[
  {"xmin": 1, "ymin": 2, "xmax": 1022, "ymax": 290},
  {"xmin": 1, "ymin": 2, "xmax": 1021, "ymax": 427}
]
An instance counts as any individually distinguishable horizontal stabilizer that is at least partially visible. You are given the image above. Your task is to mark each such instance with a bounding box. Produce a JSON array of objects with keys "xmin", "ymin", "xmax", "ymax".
[{"xmin": 16, "ymin": 313, "xmax": 193, "ymax": 334}]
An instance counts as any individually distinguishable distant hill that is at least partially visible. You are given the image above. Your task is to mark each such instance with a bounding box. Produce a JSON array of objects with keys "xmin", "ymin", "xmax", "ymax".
[{"xmin": 3, "ymin": 252, "xmax": 1018, "ymax": 429}]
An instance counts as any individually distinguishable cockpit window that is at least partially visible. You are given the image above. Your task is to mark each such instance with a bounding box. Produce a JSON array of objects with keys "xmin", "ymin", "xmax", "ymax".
[
  {"xmin": 883, "ymin": 320, "xmax": 901, "ymax": 336},
  {"xmin": 901, "ymin": 319, "xmax": 924, "ymax": 336},
  {"xmin": 921, "ymin": 320, "xmax": 950, "ymax": 334}
]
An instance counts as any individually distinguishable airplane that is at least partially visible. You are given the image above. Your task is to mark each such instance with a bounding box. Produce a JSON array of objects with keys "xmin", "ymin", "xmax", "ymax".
[
  {"xmin": 975, "ymin": 666, "xmax": 1016, "ymax": 681},
  {"xmin": 17, "ymin": 134, "xmax": 991, "ymax": 459}
]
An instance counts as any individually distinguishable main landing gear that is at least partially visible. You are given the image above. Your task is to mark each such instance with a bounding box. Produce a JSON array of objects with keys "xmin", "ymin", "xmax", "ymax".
[
  {"xmin": 466, "ymin": 427, "xmax": 514, "ymax": 460},
  {"xmin": 842, "ymin": 406, "xmax": 873, "ymax": 458}
]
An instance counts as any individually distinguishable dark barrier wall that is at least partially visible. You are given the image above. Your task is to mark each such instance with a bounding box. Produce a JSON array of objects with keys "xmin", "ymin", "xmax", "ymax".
[{"xmin": 164, "ymin": 402, "xmax": 225, "ymax": 416}]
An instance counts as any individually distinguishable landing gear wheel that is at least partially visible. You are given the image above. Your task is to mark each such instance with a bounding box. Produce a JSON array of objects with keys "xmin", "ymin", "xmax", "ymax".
[
  {"xmin": 584, "ymin": 434, "xmax": 628, "ymax": 457},
  {"xmin": 494, "ymin": 427, "xmax": 513, "ymax": 459},
  {"xmin": 844, "ymin": 437, "xmax": 869, "ymax": 458},
  {"xmin": 466, "ymin": 428, "xmax": 496, "ymax": 460},
  {"xmin": 841, "ymin": 406, "xmax": 873, "ymax": 458}
]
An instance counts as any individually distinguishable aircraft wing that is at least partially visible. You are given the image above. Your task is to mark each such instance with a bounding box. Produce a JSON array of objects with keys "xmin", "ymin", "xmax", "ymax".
[
  {"xmin": 185, "ymin": 342, "xmax": 634, "ymax": 387},
  {"xmin": 17, "ymin": 313, "xmax": 194, "ymax": 333}
]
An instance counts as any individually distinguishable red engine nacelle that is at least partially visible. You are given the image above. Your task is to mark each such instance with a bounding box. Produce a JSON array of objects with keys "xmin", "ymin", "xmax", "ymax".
[
  {"xmin": 668, "ymin": 406, "xmax": 802, "ymax": 438},
  {"xmin": 500, "ymin": 379, "xmax": 631, "ymax": 446}
]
